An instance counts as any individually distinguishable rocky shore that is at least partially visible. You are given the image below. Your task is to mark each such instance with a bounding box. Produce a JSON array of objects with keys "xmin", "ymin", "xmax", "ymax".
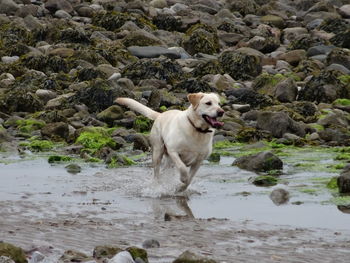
[{"xmin": 1, "ymin": 0, "xmax": 350, "ymax": 262}]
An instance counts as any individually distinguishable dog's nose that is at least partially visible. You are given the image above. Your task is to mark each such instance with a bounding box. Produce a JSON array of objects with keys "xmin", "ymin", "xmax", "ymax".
[{"xmin": 217, "ymin": 109, "xmax": 224, "ymax": 117}]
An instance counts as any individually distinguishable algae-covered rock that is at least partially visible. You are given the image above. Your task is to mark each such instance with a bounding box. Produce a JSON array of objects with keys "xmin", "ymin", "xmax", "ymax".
[
  {"xmin": 93, "ymin": 245, "xmax": 123, "ymax": 259},
  {"xmin": 192, "ymin": 60, "xmax": 224, "ymax": 78},
  {"xmin": 126, "ymin": 247, "xmax": 148, "ymax": 263},
  {"xmin": 65, "ymin": 163, "xmax": 81, "ymax": 174},
  {"xmin": 228, "ymin": 0, "xmax": 257, "ymax": 16},
  {"xmin": 326, "ymin": 48, "xmax": 350, "ymax": 70},
  {"xmin": 182, "ymin": 23, "xmax": 220, "ymax": 55},
  {"xmin": 96, "ymin": 105, "xmax": 124, "ymax": 126},
  {"xmin": 0, "ymin": 243, "xmax": 27, "ymax": 263},
  {"xmin": 71, "ymin": 79, "xmax": 132, "ymax": 112},
  {"xmin": 122, "ymin": 58, "xmax": 185, "ymax": 85},
  {"xmin": 261, "ymin": 15, "xmax": 286, "ymax": 29},
  {"xmin": 132, "ymin": 133, "xmax": 150, "ymax": 152},
  {"xmin": 233, "ymin": 151, "xmax": 283, "ymax": 173},
  {"xmin": 224, "ymin": 88, "xmax": 273, "ymax": 109},
  {"xmin": 252, "ymin": 175, "xmax": 278, "ymax": 186},
  {"xmin": 58, "ymin": 250, "xmax": 91, "ymax": 262},
  {"xmin": 152, "ymin": 14, "xmax": 182, "ymax": 32},
  {"xmin": 122, "ymin": 30, "xmax": 164, "ymax": 47},
  {"xmin": 172, "ymin": 250, "xmax": 217, "ymax": 263},
  {"xmin": 219, "ymin": 48, "xmax": 262, "ymax": 80},
  {"xmin": 172, "ymin": 78, "xmax": 214, "ymax": 93},
  {"xmin": 274, "ymin": 78, "xmax": 298, "ymax": 102},
  {"xmin": 338, "ymin": 172, "xmax": 350, "ymax": 193},
  {"xmin": 48, "ymin": 155, "xmax": 73, "ymax": 163},
  {"xmin": 318, "ymin": 18, "xmax": 350, "ymax": 35},
  {"xmin": 298, "ymin": 70, "xmax": 349, "ymax": 103},
  {"xmin": 330, "ymin": 29, "xmax": 350, "ymax": 48},
  {"xmin": 107, "ymin": 154, "xmax": 136, "ymax": 168},
  {"xmin": 252, "ymin": 73, "xmax": 285, "ymax": 97},
  {"xmin": 76, "ymin": 127, "xmax": 117, "ymax": 152}
]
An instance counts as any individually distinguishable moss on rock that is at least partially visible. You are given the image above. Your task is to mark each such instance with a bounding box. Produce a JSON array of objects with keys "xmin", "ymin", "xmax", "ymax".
[
  {"xmin": 0, "ymin": 243, "xmax": 27, "ymax": 263},
  {"xmin": 126, "ymin": 247, "xmax": 148, "ymax": 263},
  {"xmin": 48, "ymin": 155, "xmax": 73, "ymax": 163},
  {"xmin": 76, "ymin": 127, "xmax": 117, "ymax": 152}
]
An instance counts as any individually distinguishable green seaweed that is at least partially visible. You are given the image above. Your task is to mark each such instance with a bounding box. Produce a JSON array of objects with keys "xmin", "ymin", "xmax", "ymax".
[
  {"xmin": 48, "ymin": 155, "xmax": 73, "ymax": 163},
  {"xmin": 76, "ymin": 127, "xmax": 116, "ymax": 153},
  {"xmin": 15, "ymin": 119, "xmax": 45, "ymax": 133},
  {"xmin": 20, "ymin": 139, "xmax": 54, "ymax": 152}
]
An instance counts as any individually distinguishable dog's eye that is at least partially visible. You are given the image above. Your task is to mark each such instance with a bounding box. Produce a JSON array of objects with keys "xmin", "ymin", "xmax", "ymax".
[{"xmin": 205, "ymin": 101, "xmax": 212, "ymax": 106}]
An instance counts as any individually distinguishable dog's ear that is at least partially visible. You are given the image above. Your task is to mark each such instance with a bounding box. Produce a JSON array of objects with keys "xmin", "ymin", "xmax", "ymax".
[{"xmin": 187, "ymin": 93, "xmax": 204, "ymax": 108}]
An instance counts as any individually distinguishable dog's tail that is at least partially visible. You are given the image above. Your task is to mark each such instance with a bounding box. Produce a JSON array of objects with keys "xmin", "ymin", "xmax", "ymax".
[{"xmin": 115, "ymin": 98, "xmax": 161, "ymax": 120}]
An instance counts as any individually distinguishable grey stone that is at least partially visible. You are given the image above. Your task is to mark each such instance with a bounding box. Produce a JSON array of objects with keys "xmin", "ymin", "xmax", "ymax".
[
  {"xmin": 127, "ymin": 46, "xmax": 181, "ymax": 59},
  {"xmin": 270, "ymin": 188, "xmax": 289, "ymax": 205},
  {"xmin": 0, "ymin": 0, "xmax": 19, "ymax": 15},
  {"xmin": 307, "ymin": 45, "xmax": 336, "ymax": 57}
]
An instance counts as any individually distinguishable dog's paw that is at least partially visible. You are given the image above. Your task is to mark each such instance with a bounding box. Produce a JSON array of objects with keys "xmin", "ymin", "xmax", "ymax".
[{"xmin": 175, "ymin": 183, "xmax": 188, "ymax": 193}]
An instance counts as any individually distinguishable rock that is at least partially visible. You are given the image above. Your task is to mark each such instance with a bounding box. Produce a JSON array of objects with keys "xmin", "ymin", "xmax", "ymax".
[
  {"xmin": 274, "ymin": 78, "xmax": 298, "ymax": 103},
  {"xmin": 122, "ymin": 58, "xmax": 184, "ymax": 85},
  {"xmin": 71, "ymin": 79, "xmax": 132, "ymax": 112},
  {"xmin": 252, "ymin": 175, "xmax": 278, "ymax": 187},
  {"xmin": 93, "ymin": 245, "xmax": 122, "ymax": 259},
  {"xmin": 125, "ymin": 247, "xmax": 148, "ymax": 263},
  {"xmin": 1, "ymin": 56, "xmax": 19, "ymax": 64},
  {"xmin": 41, "ymin": 122, "xmax": 69, "ymax": 141},
  {"xmin": 127, "ymin": 46, "xmax": 181, "ymax": 59},
  {"xmin": 261, "ymin": 15, "xmax": 286, "ymax": 29},
  {"xmin": 279, "ymin": 50, "xmax": 306, "ymax": 66},
  {"xmin": 172, "ymin": 78, "xmax": 213, "ymax": 93},
  {"xmin": 326, "ymin": 48, "xmax": 350, "ymax": 70},
  {"xmin": 318, "ymin": 128, "xmax": 350, "ymax": 144},
  {"xmin": 182, "ymin": 24, "xmax": 219, "ymax": 55},
  {"xmin": 97, "ymin": 105, "xmax": 124, "ymax": 125},
  {"xmin": 270, "ymin": 188, "xmax": 289, "ymax": 205},
  {"xmin": 55, "ymin": 10, "xmax": 72, "ymax": 19},
  {"xmin": 45, "ymin": 0, "xmax": 74, "ymax": 14},
  {"xmin": 233, "ymin": 151, "xmax": 283, "ymax": 172},
  {"xmin": 256, "ymin": 111, "xmax": 306, "ymax": 138},
  {"xmin": 109, "ymin": 251, "xmax": 134, "ymax": 263},
  {"xmin": 282, "ymin": 27, "xmax": 308, "ymax": 44},
  {"xmin": 318, "ymin": 109, "xmax": 349, "ymax": 128},
  {"xmin": 338, "ymin": 172, "xmax": 350, "ymax": 193},
  {"xmin": 0, "ymin": 243, "xmax": 27, "ymax": 263},
  {"xmin": 132, "ymin": 133, "xmax": 150, "ymax": 152},
  {"xmin": 298, "ymin": 70, "xmax": 348, "ymax": 103},
  {"xmin": 150, "ymin": 0, "xmax": 167, "ymax": 8},
  {"xmin": 228, "ymin": 0, "xmax": 257, "ymax": 16},
  {"xmin": 75, "ymin": 5, "xmax": 96, "ymax": 17},
  {"xmin": 0, "ymin": 256, "xmax": 15, "ymax": 263},
  {"xmin": 225, "ymin": 88, "xmax": 273, "ymax": 109},
  {"xmin": 122, "ymin": 30, "xmax": 164, "ymax": 47},
  {"xmin": 307, "ymin": 45, "xmax": 336, "ymax": 57},
  {"xmin": 339, "ymin": 4, "xmax": 350, "ymax": 18},
  {"xmin": 65, "ymin": 164, "xmax": 81, "ymax": 174},
  {"xmin": 219, "ymin": 48, "xmax": 262, "ymax": 80},
  {"xmin": 0, "ymin": 0, "xmax": 19, "ymax": 15},
  {"xmin": 35, "ymin": 89, "xmax": 57, "ymax": 103},
  {"xmin": 152, "ymin": 14, "xmax": 182, "ymax": 32},
  {"xmin": 29, "ymin": 251, "xmax": 45, "ymax": 263},
  {"xmin": 59, "ymin": 250, "xmax": 91, "ymax": 262},
  {"xmin": 142, "ymin": 239, "xmax": 160, "ymax": 249},
  {"xmin": 172, "ymin": 250, "xmax": 217, "ymax": 263},
  {"xmin": 326, "ymin": 64, "xmax": 350, "ymax": 74},
  {"xmin": 46, "ymin": 93, "xmax": 75, "ymax": 110},
  {"xmin": 330, "ymin": 29, "xmax": 350, "ymax": 48}
]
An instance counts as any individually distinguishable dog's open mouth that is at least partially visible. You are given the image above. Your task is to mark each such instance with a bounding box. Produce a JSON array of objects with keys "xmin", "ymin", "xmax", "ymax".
[{"xmin": 203, "ymin": 115, "xmax": 224, "ymax": 128}]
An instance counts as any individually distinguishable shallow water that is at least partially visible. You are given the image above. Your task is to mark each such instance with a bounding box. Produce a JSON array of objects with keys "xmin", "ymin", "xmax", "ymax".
[{"xmin": 0, "ymin": 150, "xmax": 348, "ymax": 230}]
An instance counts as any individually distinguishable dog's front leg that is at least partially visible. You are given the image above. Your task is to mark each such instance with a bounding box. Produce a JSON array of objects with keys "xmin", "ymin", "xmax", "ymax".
[
  {"xmin": 187, "ymin": 160, "xmax": 203, "ymax": 186},
  {"xmin": 167, "ymin": 151, "xmax": 189, "ymax": 185}
]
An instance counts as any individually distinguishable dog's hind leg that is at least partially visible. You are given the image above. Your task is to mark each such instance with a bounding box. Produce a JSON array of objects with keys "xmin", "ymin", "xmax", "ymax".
[{"xmin": 151, "ymin": 137, "xmax": 164, "ymax": 181}]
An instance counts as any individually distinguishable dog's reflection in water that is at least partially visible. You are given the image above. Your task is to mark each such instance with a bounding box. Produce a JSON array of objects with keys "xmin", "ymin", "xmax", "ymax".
[{"xmin": 151, "ymin": 196, "xmax": 195, "ymax": 221}]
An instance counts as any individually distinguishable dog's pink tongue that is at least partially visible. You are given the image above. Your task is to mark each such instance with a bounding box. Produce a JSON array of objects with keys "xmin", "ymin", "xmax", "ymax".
[{"xmin": 208, "ymin": 117, "xmax": 224, "ymax": 128}]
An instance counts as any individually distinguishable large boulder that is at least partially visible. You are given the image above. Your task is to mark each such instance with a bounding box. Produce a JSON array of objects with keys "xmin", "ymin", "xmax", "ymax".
[
  {"xmin": 233, "ymin": 151, "xmax": 283, "ymax": 172},
  {"xmin": 96, "ymin": 105, "xmax": 124, "ymax": 126},
  {"xmin": 256, "ymin": 111, "xmax": 306, "ymax": 138},
  {"xmin": 219, "ymin": 48, "xmax": 262, "ymax": 80}
]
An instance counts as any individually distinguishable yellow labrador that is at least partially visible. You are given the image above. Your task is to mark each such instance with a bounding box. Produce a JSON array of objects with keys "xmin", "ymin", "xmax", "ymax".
[{"xmin": 115, "ymin": 93, "xmax": 224, "ymax": 191}]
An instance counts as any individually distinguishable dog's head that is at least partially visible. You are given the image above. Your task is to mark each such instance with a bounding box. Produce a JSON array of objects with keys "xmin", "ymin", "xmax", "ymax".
[{"xmin": 187, "ymin": 93, "xmax": 224, "ymax": 128}]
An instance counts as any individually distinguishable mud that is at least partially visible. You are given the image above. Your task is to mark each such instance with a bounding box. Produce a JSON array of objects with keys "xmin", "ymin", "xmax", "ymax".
[{"xmin": 1, "ymin": 152, "xmax": 350, "ymax": 262}]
